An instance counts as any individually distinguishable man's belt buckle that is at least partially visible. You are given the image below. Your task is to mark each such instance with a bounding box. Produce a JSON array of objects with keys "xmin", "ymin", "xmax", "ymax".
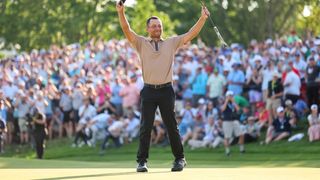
[{"xmin": 154, "ymin": 84, "xmax": 161, "ymax": 89}]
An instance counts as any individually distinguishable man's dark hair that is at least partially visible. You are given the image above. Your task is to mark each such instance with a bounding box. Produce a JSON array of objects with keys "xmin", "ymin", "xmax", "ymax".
[{"xmin": 146, "ymin": 16, "xmax": 160, "ymax": 27}]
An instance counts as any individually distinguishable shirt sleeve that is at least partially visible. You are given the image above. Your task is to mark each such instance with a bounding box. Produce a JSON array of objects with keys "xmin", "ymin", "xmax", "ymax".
[
  {"xmin": 130, "ymin": 34, "xmax": 144, "ymax": 53},
  {"xmin": 168, "ymin": 34, "xmax": 187, "ymax": 51}
]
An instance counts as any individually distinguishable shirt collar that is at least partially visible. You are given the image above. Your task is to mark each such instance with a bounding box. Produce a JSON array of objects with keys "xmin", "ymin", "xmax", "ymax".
[{"xmin": 147, "ymin": 37, "xmax": 164, "ymax": 42}]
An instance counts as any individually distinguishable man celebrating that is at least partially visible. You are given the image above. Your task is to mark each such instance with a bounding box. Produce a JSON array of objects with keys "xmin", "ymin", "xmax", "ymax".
[{"xmin": 116, "ymin": 1, "xmax": 209, "ymax": 172}]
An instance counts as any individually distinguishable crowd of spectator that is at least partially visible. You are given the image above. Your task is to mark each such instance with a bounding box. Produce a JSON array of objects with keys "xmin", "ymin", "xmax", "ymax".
[{"xmin": 0, "ymin": 31, "xmax": 320, "ymax": 156}]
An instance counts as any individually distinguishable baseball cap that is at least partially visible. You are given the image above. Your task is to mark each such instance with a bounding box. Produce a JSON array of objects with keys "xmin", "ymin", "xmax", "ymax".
[
  {"xmin": 285, "ymin": 99, "xmax": 293, "ymax": 106},
  {"xmin": 277, "ymin": 106, "xmax": 284, "ymax": 113},
  {"xmin": 226, "ymin": 91, "xmax": 234, "ymax": 96},
  {"xmin": 311, "ymin": 104, "xmax": 318, "ymax": 110},
  {"xmin": 272, "ymin": 72, "xmax": 281, "ymax": 78},
  {"xmin": 256, "ymin": 102, "xmax": 265, "ymax": 108},
  {"xmin": 198, "ymin": 98, "xmax": 205, "ymax": 105}
]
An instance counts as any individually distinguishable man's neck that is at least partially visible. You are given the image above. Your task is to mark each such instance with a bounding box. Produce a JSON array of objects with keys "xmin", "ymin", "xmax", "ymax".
[{"xmin": 150, "ymin": 37, "xmax": 162, "ymax": 42}]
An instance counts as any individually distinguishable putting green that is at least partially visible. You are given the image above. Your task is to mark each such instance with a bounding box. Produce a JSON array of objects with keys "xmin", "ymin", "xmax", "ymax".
[{"xmin": 1, "ymin": 168, "xmax": 319, "ymax": 180}]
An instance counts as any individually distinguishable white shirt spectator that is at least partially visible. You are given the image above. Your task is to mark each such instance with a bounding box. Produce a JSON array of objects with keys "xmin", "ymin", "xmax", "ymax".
[
  {"xmin": 91, "ymin": 113, "xmax": 110, "ymax": 130},
  {"xmin": 125, "ymin": 117, "xmax": 139, "ymax": 134},
  {"xmin": 35, "ymin": 100, "xmax": 47, "ymax": 114},
  {"xmin": 17, "ymin": 101, "xmax": 30, "ymax": 118},
  {"xmin": 125, "ymin": 117, "xmax": 140, "ymax": 139},
  {"xmin": 59, "ymin": 93, "xmax": 73, "ymax": 112},
  {"xmin": 262, "ymin": 68, "xmax": 279, "ymax": 91},
  {"xmin": 78, "ymin": 104, "xmax": 97, "ymax": 124},
  {"xmin": 108, "ymin": 120, "xmax": 124, "ymax": 137},
  {"xmin": 2, "ymin": 83, "xmax": 19, "ymax": 100},
  {"xmin": 283, "ymin": 71, "xmax": 301, "ymax": 96},
  {"xmin": 293, "ymin": 59, "xmax": 307, "ymax": 79},
  {"xmin": 72, "ymin": 90, "xmax": 84, "ymax": 110},
  {"xmin": 207, "ymin": 73, "xmax": 226, "ymax": 98},
  {"xmin": 223, "ymin": 59, "xmax": 236, "ymax": 72}
]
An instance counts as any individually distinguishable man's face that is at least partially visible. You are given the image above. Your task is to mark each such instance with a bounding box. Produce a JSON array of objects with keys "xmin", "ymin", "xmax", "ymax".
[
  {"xmin": 147, "ymin": 19, "xmax": 163, "ymax": 39},
  {"xmin": 278, "ymin": 111, "xmax": 284, "ymax": 118}
]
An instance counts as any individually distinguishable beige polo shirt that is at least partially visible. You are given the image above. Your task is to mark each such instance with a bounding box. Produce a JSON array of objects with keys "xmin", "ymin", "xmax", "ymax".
[{"xmin": 130, "ymin": 34, "xmax": 186, "ymax": 85}]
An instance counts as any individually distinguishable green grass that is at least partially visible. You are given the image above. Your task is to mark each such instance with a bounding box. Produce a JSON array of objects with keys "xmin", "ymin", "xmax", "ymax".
[{"xmin": 1, "ymin": 134, "xmax": 320, "ymax": 168}]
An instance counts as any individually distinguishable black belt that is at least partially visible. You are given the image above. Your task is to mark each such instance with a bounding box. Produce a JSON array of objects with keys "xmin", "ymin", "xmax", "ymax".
[{"xmin": 144, "ymin": 82, "xmax": 172, "ymax": 89}]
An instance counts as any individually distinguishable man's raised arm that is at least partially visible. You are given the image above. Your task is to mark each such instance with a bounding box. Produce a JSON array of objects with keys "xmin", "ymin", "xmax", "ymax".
[
  {"xmin": 181, "ymin": 6, "xmax": 209, "ymax": 44},
  {"xmin": 116, "ymin": 2, "xmax": 137, "ymax": 44}
]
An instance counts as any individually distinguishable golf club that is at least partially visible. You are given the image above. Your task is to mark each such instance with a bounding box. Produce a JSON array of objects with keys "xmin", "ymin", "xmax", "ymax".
[{"xmin": 201, "ymin": 1, "xmax": 229, "ymax": 48}]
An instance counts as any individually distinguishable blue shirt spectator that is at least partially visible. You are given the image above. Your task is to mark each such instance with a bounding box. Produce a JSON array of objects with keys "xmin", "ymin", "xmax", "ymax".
[
  {"xmin": 227, "ymin": 64, "xmax": 245, "ymax": 95},
  {"xmin": 191, "ymin": 68, "xmax": 208, "ymax": 95}
]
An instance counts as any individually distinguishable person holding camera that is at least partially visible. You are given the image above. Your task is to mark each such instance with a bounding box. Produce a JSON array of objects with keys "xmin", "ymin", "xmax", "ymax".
[
  {"xmin": 32, "ymin": 107, "xmax": 47, "ymax": 159},
  {"xmin": 220, "ymin": 91, "xmax": 245, "ymax": 156},
  {"xmin": 14, "ymin": 93, "xmax": 31, "ymax": 145}
]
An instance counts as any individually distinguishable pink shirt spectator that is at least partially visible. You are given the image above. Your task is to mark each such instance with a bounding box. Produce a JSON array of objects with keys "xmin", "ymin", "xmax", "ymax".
[
  {"xmin": 119, "ymin": 84, "xmax": 140, "ymax": 108},
  {"xmin": 96, "ymin": 84, "xmax": 111, "ymax": 106}
]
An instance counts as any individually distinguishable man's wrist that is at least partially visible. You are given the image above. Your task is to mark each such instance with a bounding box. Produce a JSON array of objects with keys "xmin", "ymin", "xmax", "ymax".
[{"xmin": 200, "ymin": 15, "xmax": 207, "ymax": 20}]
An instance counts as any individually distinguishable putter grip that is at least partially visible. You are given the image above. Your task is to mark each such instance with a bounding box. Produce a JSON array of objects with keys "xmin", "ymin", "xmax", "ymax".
[{"xmin": 119, "ymin": 0, "xmax": 126, "ymax": 6}]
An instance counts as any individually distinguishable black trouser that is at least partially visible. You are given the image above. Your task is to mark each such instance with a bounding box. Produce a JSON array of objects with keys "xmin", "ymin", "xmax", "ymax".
[
  {"xmin": 307, "ymin": 85, "xmax": 319, "ymax": 106},
  {"xmin": 74, "ymin": 130, "xmax": 88, "ymax": 145},
  {"xmin": 34, "ymin": 131, "xmax": 45, "ymax": 159},
  {"xmin": 137, "ymin": 85, "xmax": 184, "ymax": 163},
  {"xmin": 0, "ymin": 132, "xmax": 3, "ymax": 152},
  {"xmin": 244, "ymin": 134, "xmax": 258, "ymax": 143},
  {"xmin": 101, "ymin": 131, "xmax": 121, "ymax": 150}
]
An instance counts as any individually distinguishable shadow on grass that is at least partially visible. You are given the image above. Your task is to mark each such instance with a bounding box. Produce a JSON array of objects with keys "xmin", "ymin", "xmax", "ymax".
[{"xmin": 33, "ymin": 170, "xmax": 170, "ymax": 180}]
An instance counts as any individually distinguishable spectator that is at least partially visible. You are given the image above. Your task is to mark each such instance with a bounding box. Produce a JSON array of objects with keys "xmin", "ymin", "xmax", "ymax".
[
  {"xmin": 100, "ymin": 114, "xmax": 124, "ymax": 153},
  {"xmin": 15, "ymin": 93, "xmax": 31, "ymax": 144},
  {"xmin": 305, "ymin": 57, "xmax": 320, "ymax": 106},
  {"xmin": 123, "ymin": 112, "xmax": 140, "ymax": 143},
  {"xmin": 191, "ymin": 67, "xmax": 208, "ymax": 107},
  {"xmin": 206, "ymin": 68, "xmax": 226, "ymax": 107},
  {"xmin": 72, "ymin": 82, "xmax": 84, "ymax": 126},
  {"xmin": 151, "ymin": 116, "xmax": 167, "ymax": 146},
  {"xmin": 188, "ymin": 115, "xmax": 213, "ymax": 149},
  {"xmin": 0, "ymin": 98, "xmax": 10, "ymax": 144},
  {"xmin": 73, "ymin": 97, "xmax": 97, "ymax": 147},
  {"xmin": 119, "ymin": 77, "xmax": 140, "ymax": 118},
  {"xmin": 227, "ymin": 63, "xmax": 245, "ymax": 95},
  {"xmin": 255, "ymin": 102, "xmax": 269, "ymax": 128},
  {"xmin": 204, "ymin": 101, "xmax": 219, "ymax": 122},
  {"xmin": 221, "ymin": 91, "xmax": 245, "ymax": 156},
  {"xmin": 246, "ymin": 67, "xmax": 262, "ymax": 112},
  {"xmin": 48, "ymin": 108, "xmax": 63, "ymax": 139},
  {"xmin": 283, "ymin": 66, "xmax": 301, "ymax": 104},
  {"xmin": 307, "ymin": 104, "xmax": 320, "ymax": 142},
  {"xmin": 284, "ymin": 99, "xmax": 298, "ymax": 128},
  {"xmin": 243, "ymin": 116, "xmax": 260, "ymax": 143},
  {"xmin": 110, "ymin": 77, "xmax": 123, "ymax": 116},
  {"xmin": 0, "ymin": 116, "xmax": 6, "ymax": 153},
  {"xmin": 211, "ymin": 119, "xmax": 224, "ymax": 148},
  {"xmin": 86, "ymin": 111, "xmax": 110, "ymax": 146},
  {"xmin": 265, "ymin": 106, "xmax": 291, "ymax": 144},
  {"xmin": 59, "ymin": 87, "xmax": 73, "ymax": 138},
  {"xmin": 266, "ymin": 72, "xmax": 283, "ymax": 122},
  {"xmin": 262, "ymin": 61, "xmax": 278, "ymax": 100}
]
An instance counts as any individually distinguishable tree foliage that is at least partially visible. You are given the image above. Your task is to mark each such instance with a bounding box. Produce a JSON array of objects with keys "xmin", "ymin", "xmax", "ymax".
[
  {"xmin": 0, "ymin": 0, "xmax": 319, "ymax": 51},
  {"xmin": 0, "ymin": 0, "xmax": 175, "ymax": 51}
]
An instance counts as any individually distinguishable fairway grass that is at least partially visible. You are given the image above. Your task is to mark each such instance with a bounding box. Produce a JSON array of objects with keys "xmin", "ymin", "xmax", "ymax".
[
  {"xmin": 1, "ymin": 136, "xmax": 320, "ymax": 168},
  {"xmin": 1, "ymin": 137, "xmax": 320, "ymax": 180}
]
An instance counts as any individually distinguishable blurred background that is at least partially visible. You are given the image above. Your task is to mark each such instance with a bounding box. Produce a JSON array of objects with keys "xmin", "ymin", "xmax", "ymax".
[{"xmin": 0, "ymin": 0, "xmax": 319, "ymax": 53}]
